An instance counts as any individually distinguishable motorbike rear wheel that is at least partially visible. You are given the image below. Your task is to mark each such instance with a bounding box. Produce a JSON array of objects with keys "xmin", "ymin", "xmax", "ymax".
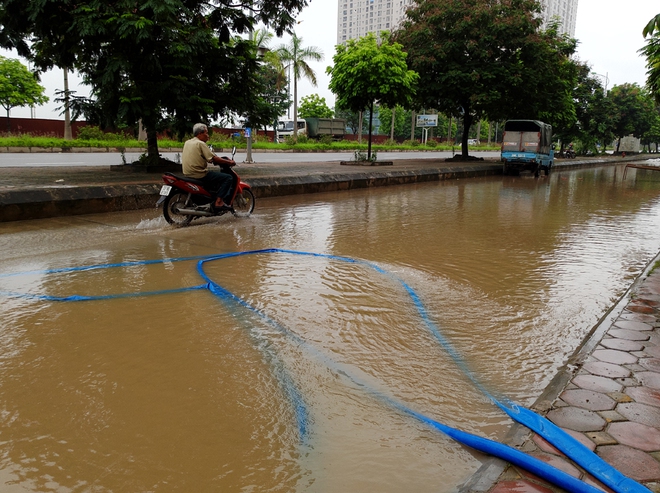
[
  {"xmin": 163, "ymin": 192, "xmax": 194, "ymax": 226},
  {"xmin": 232, "ymin": 189, "xmax": 255, "ymax": 217}
]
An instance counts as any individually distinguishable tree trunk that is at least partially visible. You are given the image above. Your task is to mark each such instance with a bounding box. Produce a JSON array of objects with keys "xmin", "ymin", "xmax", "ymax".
[
  {"xmin": 5, "ymin": 109, "xmax": 10, "ymax": 133},
  {"xmin": 448, "ymin": 117, "xmax": 452, "ymax": 143},
  {"xmin": 293, "ymin": 75, "xmax": 298, "ymax": 143},
  {"xmin": 411, "ymin": 111, "xmax": 415, "ymax": 141},
  {"xmin": 358, "ymin": 111, "xmax": 363, "ymax": 144},
  {"xmin": 390, "ymin": 107, "xmax": 395, "ymax": 141},
  {"xmin": 63, "ymin": 67, "xmax": 72, "ymax": 140},
  {"xmin": 461, "ymin": 111, "xmax": 473, "ymax": 158},
  {"xmin": 147, "ymin": 129, "xmax": 159, "ymax": 159},
  {"xmin": 367, "ymin": 100, "xmax": 374, "ymax": 161}
]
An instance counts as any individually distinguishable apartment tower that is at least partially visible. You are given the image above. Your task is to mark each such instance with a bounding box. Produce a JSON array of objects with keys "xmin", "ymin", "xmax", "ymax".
[{"xmin": 336, "ymin": 0, "xmax": 578, "ymax": 44}]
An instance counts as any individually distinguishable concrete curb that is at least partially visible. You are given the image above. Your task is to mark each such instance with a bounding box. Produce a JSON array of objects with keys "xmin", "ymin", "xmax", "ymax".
[{"xmin": 0, "ymin": 164, "xmax": 501, "ymax": 222}]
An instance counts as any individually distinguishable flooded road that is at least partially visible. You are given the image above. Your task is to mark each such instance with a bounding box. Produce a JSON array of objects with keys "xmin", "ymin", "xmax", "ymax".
[{"xmin": 2, "ymin": 162, "xmax": 660, "ymax": 492}]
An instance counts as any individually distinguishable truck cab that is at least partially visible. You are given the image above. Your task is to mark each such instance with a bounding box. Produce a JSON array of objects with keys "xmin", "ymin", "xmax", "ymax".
[
  {"xmin": 277, "ymin": 120, "xmax": 307, "ymax": 138},
  {"xmin": 501, "ymin": 120, "xmax": 554, "ymax": 177}
]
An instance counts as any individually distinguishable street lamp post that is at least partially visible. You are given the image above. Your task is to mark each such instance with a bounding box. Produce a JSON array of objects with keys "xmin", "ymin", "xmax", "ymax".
[{"xmin": 594, "ymin": 72, "xmax": 609, "ymax": 92}]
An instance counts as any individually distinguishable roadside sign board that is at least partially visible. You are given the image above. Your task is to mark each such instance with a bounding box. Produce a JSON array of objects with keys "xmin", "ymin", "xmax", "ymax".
[{"xmin": 416, "ymin": 114, "xmax": 438, "ymax": 127}]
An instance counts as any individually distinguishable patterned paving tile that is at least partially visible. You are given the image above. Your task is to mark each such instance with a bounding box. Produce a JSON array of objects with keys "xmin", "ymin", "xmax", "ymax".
[
  {"xmin": 560, "ymin": 389, "xmax": 616, "ymax": 411},
  {"xmin": 546, "ymin": 407, "xmax": 606, "ymax": 432},
  {"xmin": 582, "ymin": 361, "xmax": 631, "ymax": 379},
  {"xmin": 600, "ymin": 338, "xmax": 645, "ymax": 351},
  {"xmin": 616, "ymin": 402, "xmax": 660, "ymax": 428},
  {"xmin": 608, "ymin": 421, "xmax": 660, "ymax": 452},
  {"xmin": 598, "ymin": 444, "xmax": 660, "ymax": 481},
  {"xmin": 626, "ymin": 386, "xmax": 660, "ymax": 408},
  {"xmin": 613, "ymin": 320, "xmax": 654, "ymax": 331},
  {"xmin": 609, "ymin": 329, "xmax": 651, "ymax": 341},
  {"xmin": 489, "ymin": 480, "xmax": 554, "ymax": 493},
  {"xmin": 573, "ymin": 374, "xmax": 622, "ymax": 393},
  {"xmin": 592, "ymin": 349, "xmax": 638, "ymax": 365}
]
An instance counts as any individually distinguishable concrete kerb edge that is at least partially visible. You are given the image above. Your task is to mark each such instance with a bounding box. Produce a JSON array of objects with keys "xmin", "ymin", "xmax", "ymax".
[
  {"xmin": 0, "ymin": 165, "xmax": 503, "ymax": 222},
  {"xmin": 457, "ymin": 249, "xmax": 660, "ymax": 493}
]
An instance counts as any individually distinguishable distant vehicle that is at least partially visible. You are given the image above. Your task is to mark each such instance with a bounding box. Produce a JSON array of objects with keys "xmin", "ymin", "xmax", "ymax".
[
  {"xmin": 500, "ymin": 120, "xmax": 554, "ymax": 177},
  {"xmin": 277, "ymin": 118, "xmax": 346, "ymax": 140},
  {"xmin": 468, "ymin": 139, "xmax": 478, "ymax": 145}
]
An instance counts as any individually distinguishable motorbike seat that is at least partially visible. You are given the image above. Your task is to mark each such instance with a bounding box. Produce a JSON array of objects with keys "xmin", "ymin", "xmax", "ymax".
[{"xmin": 164, "ymin": 172, "xmax": 206, "ymax": 188}]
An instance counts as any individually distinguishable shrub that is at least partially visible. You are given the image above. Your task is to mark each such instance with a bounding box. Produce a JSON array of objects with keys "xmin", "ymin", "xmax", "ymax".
[
  {"xmin": 76, "ymin": 125, "xmax": 106, "ymax": 141},
  {"xmin": 319, "ymin": 135, "xmax": 333, "ymax": 145},
  {"xmin": 425, "ymin": 139, "xmax": 438, "ymax": 148}
]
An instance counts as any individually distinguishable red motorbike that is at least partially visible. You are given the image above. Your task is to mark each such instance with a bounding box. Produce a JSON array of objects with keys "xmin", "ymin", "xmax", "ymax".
[{"xmin": 156, "ymin": 147, "xmax": 255, "ymax": 226}]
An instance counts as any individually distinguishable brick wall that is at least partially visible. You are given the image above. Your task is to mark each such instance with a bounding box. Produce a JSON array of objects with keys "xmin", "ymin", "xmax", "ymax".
[{"xmin": 2, "ymin": 117, "xmax": 88, "ymax": 138}]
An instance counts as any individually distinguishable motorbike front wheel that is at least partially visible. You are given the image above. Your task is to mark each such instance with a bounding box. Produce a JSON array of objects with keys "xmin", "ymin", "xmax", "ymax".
[
  {"xmin": 163, "ymin": 192, "xmax": 193, "ymax": 226},
  {"xmin": 232, "ymin": 189, "xmax": 255, "ymax": 217}
]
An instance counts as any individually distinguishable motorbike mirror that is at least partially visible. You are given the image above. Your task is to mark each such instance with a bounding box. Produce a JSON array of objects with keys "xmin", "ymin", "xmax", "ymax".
[{"xmin": 232, "ymin": 146, "xmax": 236, "ymax": 157}]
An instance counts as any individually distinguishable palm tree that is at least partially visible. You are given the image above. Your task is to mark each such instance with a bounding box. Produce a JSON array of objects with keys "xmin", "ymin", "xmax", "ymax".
[{"xmin": 275, "ymin": 34, "xmax": 323, "ymax": 141}]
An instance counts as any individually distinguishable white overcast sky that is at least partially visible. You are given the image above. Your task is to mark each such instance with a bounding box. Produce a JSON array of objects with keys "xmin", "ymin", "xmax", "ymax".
[{"xmin": 2, "ymin": 0, "xmax": 659, "ymax": 119}]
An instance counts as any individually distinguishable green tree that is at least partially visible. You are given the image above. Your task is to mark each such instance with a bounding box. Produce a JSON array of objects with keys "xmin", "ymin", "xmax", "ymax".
[
  {"xmin": 641, "ymin": 106, "xmax": 660, "ymax": 152},
  {"xmin": 643, "ymin": 14, "xmax": 660, "ymax": 37},
  {"xmin": 334, "ymin": 106, "xmax": 361, "ymax": 134},
  {"xmin": 0, "ymin": 56, "xmax": 48, "ymax": 131},
  {"xmin": 0, "ymin": 0, "xmax": 308, "ymax": 161},
  {"xmin": 327, "ymin": 32, "xmax": 418, "ymax": 159},
  {"xmin": 275, "ymin": 34, "xmax": 324, "ymax": 143},
  {"xmin": 609, "ymin": 83, "xmax": 657, "ymax": 151},
  {"xmin": 298, "ymin": 94, "xmax": 334, "ymax": 119},
  {"xmin": 553, "ymin": 62, "xmax": 616, "ymax": 154},
  {"xmin": 244, "ymin": 29, "xmax": 290, "ymax": 134},
  {"xmin": 640, "ymin": 32, "xmax": 660, "ymax": 105},
  {"xmin": 396, "ymin": 0, "xmax": 578, "ymax": 159}
]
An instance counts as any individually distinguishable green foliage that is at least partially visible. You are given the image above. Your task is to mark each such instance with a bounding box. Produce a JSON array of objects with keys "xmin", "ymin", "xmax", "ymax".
[
  {"xmin": 335, "ymin": 107, "xmax": 361, "ymax": 134},
  {"xmin": 298, "ymin": 94, "xmax": 334, "ymax": 119},
  {"xmin": 275, "ymin": 34, "xmax": 324, "ymax": 142},
  {"xmin": 327, "ymin": 32, "xmax": 418, "ymax": 114},
  {"xmin": 327, "ymin": 31, "xmax": 418, "ymax": 158},
  {"xmin": 609, "ymin": 83, "xmax": 657, "ymax": 143},
  {"xmin": 0, "ymin": 0, "xmax": 309, "ymax": 156},
  {"xmin": 0, "ymin": 55, "xmax": 48, "ymax": 130},
  {"xmin": 640, "ymin": 33, "xmax": 660, "ymax": 105},
  {"xmin": 396, "ymin": 0, "xmax": 578, "ymax": 157},
  {"xmin": 642, "ymin": 107, "xmax": 660, "ymax": 149},
  {"xmin": 643, "ymin": 14, "xmax": 660, "ymax": 38},
  {"xmin": 354, "ymin": 149, "xmax": 377, "ymax": 162},
  {"xmin": 76, "ymin": 125, "xmax": 128, "ymax": 141}
]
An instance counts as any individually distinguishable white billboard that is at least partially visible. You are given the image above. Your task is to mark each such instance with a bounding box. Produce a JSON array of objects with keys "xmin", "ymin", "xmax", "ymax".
[{"xmin": 416, "ymin": 114, "xmax": 438, "ymax": 127}]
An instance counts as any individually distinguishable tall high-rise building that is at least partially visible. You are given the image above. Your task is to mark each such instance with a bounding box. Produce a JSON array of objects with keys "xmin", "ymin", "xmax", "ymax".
[
  {"xmin": 539, "ymin": 0, "xmax": 578, "ymax": 37},
  {"xmin": 336, "ymin": 0, "xmax": 578, "ymax": 44}
]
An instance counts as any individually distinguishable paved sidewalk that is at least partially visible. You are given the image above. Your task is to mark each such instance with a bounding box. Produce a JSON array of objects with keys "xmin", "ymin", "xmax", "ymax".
[{"xmin": 462, "ymin": 256, "xmax": 660, "ymax": 493}]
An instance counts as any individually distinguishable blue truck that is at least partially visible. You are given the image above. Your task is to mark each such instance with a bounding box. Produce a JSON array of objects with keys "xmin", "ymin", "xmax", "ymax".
[{"xmin": 501, "ymin": 120, "xmax": 554, "ymax": 177}]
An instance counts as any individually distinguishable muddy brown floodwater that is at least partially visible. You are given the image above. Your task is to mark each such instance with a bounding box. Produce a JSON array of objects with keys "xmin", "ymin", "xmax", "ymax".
[{"xmin": 2, "ymin": 162, "xmax": 660, "ymax": 492}]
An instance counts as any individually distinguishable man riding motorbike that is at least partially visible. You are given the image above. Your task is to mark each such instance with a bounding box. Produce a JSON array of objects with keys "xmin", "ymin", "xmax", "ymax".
[{"xmin": 182, "ymin": 123, "xmax": 233, "ymax": 211}]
